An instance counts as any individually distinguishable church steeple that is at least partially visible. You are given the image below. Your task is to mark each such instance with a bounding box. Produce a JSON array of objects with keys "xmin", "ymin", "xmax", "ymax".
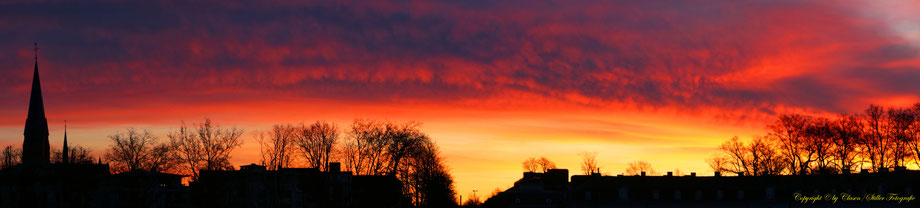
[
  {"xmin": 22, "ymin": 43, "xmax": 50, "ymax": 166},
  {"xmin": 28, "ymin": 43, "xmax": 45, "ymax": 118},
  {"xmin": 62, "ymin": 121, "xmax": 69, "ymax": 165}
]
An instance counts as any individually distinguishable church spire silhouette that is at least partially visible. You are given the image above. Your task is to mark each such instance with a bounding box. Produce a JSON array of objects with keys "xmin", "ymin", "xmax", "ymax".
[
  {"xmin": 63, "ymin": 120, "xmax": 69, "ymax": 165},
  {"xmin": 22, "ymin": 42, "xmax": 50, "ymax": 166}
]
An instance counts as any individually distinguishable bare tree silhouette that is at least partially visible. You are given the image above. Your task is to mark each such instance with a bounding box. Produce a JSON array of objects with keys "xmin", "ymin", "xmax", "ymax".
[
  {"xmin": 706, "ymin": 153, "xmax": 728, "ymax": 173},
  {"xmin": 537, "ymin": 157, "xmax": 556, "ymax": 172},
  {"xmin": 521, "ymin": 156, "xmax": 556, "ymax": 173},
  {"xmin": 709, "ymin": 103, "xmax": 920, "ymax": 175},
  {"xmin": 888, "ymin": 107, "xmax": 915, "ymax": 167},
  {"xmin": 257, "ymin": 124, "xmax": 295, "ymax": 170},
  {"xmin": 579, "ymin": 151, "xmax": 599, "ymax": 175},
  {"xmin": 718, "ymin": 136, "xmax": 749, "ymax": 175},
  {"xmin": 625, "ymin": 161, "xmax": 656, "ymax": 175},
  {"xmin": 714, "ymin": 136, "xmax": 785, "ymax": 176},
  {"xmin": 521, "ymin": 157, "xmax": 538, "ymax": 172},
  {"xmin": 863, "ymin": 105, "xmax": 891, "ymax": 171},
  {"xmin": 910, "ymin": 103, "xmax": 920, "ymax": 168},
  {"xmin": 337, "ymin": 119, "xmax": 458, "ymax": 207},
  {"xmin": 105, "ymin": 128, "xmax": 175, "ymax": 173},
  {"xmin": 294, "ymin": 121, "xmax": 339, "ymax": 171},
  {"xmin": 830, "ymin": 114, "xmax": 861, "ymax": 173},
  {"xmin": 405, "ymin": 140, "xmax": 457, "ymax": 207},
  {"xmin": 341, "ymin": 119, "xmax": 389, "ymax": 175},
  {"xmin": 804, "ymin": 117, "xmax": 834, "ymax": 173},
  {"xmin": 0, "ymin": 145, "xmax": 20, "ymax": 170},
  {"xmin": 169, "ymin": 118, "xmax": 243, "ymax": 180},
  {"xmin": 768, "ymin": 114, "xmax": 809, "ymax": 175}
]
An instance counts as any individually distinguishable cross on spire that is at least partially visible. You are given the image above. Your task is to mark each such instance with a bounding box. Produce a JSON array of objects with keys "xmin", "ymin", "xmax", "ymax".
[{"xmin": 34, "ymin": 42, "xmax": 39, "ymax": 61}]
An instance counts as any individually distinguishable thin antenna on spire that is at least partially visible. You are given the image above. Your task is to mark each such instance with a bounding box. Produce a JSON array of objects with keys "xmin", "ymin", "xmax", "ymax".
[{"xmin": 34, "ymin": 42, "xmax": 39, "ymax": 61}]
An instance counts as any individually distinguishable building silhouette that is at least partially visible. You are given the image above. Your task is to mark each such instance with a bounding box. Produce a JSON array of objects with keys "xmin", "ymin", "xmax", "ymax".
[
  {"xmin": 484, "ymin": 168, "xmax": 920, "ymax": 208},
  {"xmin": 483, "ymin": 169, "xmax": 569, "ymax": 208},
  {"xmin": 193, "ymin": 163, "xmax": 404, "ymax": 208}
]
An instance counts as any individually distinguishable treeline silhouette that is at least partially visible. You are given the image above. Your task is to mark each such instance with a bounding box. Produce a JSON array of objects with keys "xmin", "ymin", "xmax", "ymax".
[
  {"xmin": 92, "ymin": 119, "xmax": 245, "ymax": 178},
  {"xmin": 709, "ymin": 103, "xmax": 920, "ymax": 176},
  {"xmin": 257, "ymin": 119, "xmax": 456, "ymax": 207},
  {"xmin": 0, "ymin": 118, "xmax": 458, "ymax": 208}
]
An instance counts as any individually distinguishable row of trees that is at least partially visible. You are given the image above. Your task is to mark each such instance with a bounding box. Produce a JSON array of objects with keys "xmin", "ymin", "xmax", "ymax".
[
  {"xmin": 0, "ymin": 119, "xmax": 246, "ymax": 177},
  {"xmin": 256, "ymin": 119, "xmax": 457, "ymax": 208},
  {"xmin": 1, "ymin": 118, "xmax": 458, "ymax": 207},
  {"xmin": 102, "ymin": 119, "xmax": 243, "ymax": 180},
  {"xmin": 709, "ymin": 104, "xmax": 920, "ymax": 176}
]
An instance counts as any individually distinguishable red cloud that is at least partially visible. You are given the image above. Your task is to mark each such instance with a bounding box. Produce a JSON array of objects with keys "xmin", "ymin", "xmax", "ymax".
[{"xmin": 0, "ymin": 0, "xmax": 916, "ymax": 126}]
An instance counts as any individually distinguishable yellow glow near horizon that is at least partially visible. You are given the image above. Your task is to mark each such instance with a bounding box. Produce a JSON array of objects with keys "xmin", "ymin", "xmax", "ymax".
[{"xmin": 0, "ymin": 98, "xmax": 775, "ymax": 202}]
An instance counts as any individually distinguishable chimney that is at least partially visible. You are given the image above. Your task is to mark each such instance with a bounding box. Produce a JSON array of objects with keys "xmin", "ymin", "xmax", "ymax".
[
  {"xmin": 714, "ymin": 172, "xmax": 721, "ymax": 177},
  {"xmin": 641, "ymin": 171, "xmax": 646, "ymax": 177},
  {"xmin": 690, "ymin": 172, "xmax": 696, "ymax": 177},
  {"xmin": 860, "ymin": 169, "xmax": 869, "ymax": 174},
  {"xmin": 737, "ymin": 172, "xmax": 744, "ymax": 177},
  {"xmin": 329, "ymin": 162, "xmax": 341, "ymax": 173},
  {"xmin": 666, "ymin": 172, "xmax": 673, "ymax": 176}
]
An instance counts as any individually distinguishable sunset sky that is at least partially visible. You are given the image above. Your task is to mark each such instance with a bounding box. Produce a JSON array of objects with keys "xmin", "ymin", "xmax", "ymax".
[{"xmin": 1, "ymin": 0, "xmax": 920, "ymax": 200}]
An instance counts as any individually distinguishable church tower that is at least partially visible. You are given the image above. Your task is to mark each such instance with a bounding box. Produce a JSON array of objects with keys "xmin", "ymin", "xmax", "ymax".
[
  {"xmin": 62, "ymin": 121, "xmax": 69, "ymax": 165},
  {"xmin": 22, "ymin": 43, "xmax": 50, "ymax": 166}
]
